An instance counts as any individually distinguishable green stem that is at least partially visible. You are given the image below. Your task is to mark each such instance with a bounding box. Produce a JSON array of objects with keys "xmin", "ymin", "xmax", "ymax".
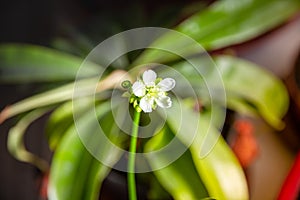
[{"xmin": 128, "ymin": 110, "xmax": 141, "ymax": 200}]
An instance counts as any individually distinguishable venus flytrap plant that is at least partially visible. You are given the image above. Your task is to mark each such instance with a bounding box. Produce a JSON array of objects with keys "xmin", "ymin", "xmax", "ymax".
[
  {"xmin": 0, "ymin": 1, "xmax": 297, "ymax": 199},
  {"xmin": 122, "ymin": 69, "xmax": 176, "ymax": 200}
]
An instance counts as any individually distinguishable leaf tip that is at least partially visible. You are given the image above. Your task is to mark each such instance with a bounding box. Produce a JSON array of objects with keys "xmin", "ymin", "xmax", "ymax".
[{"xmin": 0, "ymin": 106, "xmax": 10, "ymax": 124}]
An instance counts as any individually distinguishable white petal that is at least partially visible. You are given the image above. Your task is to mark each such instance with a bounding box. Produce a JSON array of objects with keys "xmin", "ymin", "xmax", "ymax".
[
  {"xmin": 143, "ymin": 70, "xmax": 157, "ymax": 86},
  {"xmin": 158, "ymin": 78, "xmax": 175, "ymax": 91},
  {"xmin": 155, "ymin": 96, "xmax": 172, "ymax": 108},
  {"xmin": 140, "ymin": 96, "xmax": 154, "ymax": 113},
  {"xmin": 132, "ymin": 81, "xmax": 145, "ymax": 97}
]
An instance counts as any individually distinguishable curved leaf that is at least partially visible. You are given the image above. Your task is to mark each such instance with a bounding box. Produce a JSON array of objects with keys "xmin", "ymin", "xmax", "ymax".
[
  {"xmin": 0, "ymin": 78, "xmax": 96, "ymax": 123},
  {"xmin": 0, "ymin": 44, "xmax": 102, "ymax": 83},
  {"xmin": 145, "ymin": 125, "xmax": 209, "ymax": 200},
  {"xmin": 7, "ymin": 108, "xmax": 51, "ymax": 172},
  {"xmin": 48, "ymin": 125, "xmax": 108, "ymax": 200},
  {"xmin": 135, "ymin": 0, "xmax": 300, "ymax": 64},
  {"xmin": 160, "ymin": 99, "xmax": 248, "ymax": 199},
  {"xmin": 191, "ymin": 111, "xmax": 249, "ymax": 200},
  {"xmin": 178, "ymin": 0, "xmax": 300, "ymax": 50},
  {"xmin": 46, "ymin": 98, "xmax": 93, "ymax": 150},
  {"xmin": 166, "ymin": 55, "xmax": 289, "ymax": 129},
  {"xmin": 215, "ymin": 55, "xmax": 289, "ymax": 129},
  {"xmin": 48, "ymin": 102, "xmax": 126, "ymax": 200},
  {"xmin": 0, "ymin": 70, "xmax": 129, "ymax": 124}
]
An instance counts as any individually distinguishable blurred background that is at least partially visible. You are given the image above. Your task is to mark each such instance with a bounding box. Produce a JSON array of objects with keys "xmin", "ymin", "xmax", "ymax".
[{"xmin": 0, "ymin": 0, "xmax": 300, "ymax": 199}]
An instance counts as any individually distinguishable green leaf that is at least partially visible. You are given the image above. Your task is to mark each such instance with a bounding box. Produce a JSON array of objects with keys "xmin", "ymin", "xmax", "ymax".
[
  {"xmin": 0, "ymin": 78, "xmax": 96, "ymax": 123},
  {"xmin": 192, "ymin": 112, "xmax": 248, "ymax": 200},
  {"xmin": 0, "ymin": 70, "xmax": 128, "ymax": 123},
  {"xmin": 145, "ymin": 125, "xmax": 209, "ymax": 200},
  {"xmin": 178, "ymin": 0, "xmax": 300, "ymax": 50},
  {"xmin": 215, "ymin": 55, "xmax": 289, "ymax": 129},
  {"xmin": 7, "ymin": 108, "xmax": 51, "ymax": 172},
  {"xmin": 135, "ymin": 0, "xmax": 300, "ymax": 64},
  {"xmin": 48, "ymin": 102, "xmax": 126, "ymax": 200},
  {"xmin": 165, "ymin": 55, "xmax": 289, "ymax": 129},
  {"xmin": 161, "ymin": 99, "xmax": 248, "ymax": 199},
  {"xmin": 46, "ymin": 98, "xmax": 94, "ymax": 150},
  {"xmin": 48, "ymin": 125, "xmax": 108, "ymax": 200},
  {"xmin": 0, "ymin": 44, "xmax": 102, "ymax": 83},
  {"xmin": 146, "ymin": 173, "xmax": 172, "ymax": 200}
]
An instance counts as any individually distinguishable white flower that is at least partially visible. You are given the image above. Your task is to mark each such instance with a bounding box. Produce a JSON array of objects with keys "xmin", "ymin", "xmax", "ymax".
[{"xmin": 131, "ymin": 70, "xmax": 175, "ymax": 113}]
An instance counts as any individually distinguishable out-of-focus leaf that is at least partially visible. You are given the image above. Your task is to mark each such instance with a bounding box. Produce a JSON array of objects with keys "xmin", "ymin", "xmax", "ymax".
[
  {"xmin": 0, "ymin": 44, "xmax": 102, "ymax": 83},
  {"xmin": 0, "ymin": 78, "xmax": 95, "ymax": 123},
  {"xmin": 146, "ymin": 173, "xmax": 172, "ymax": 200},
  {"xmin": 178, "ymin": 0, "xmax": 300, "ymax": 50},
  {"xmin": 215, "ymin": 55, "xmax": 289, "ymax": 129},
  {"xmin": 48, "ymin": 126, "xmax": 108, "ymax": 200},
  {"xmin": 193, "ymin": 111, "xmax": 248, "ymax": 200},
  {"xmin": 165, "ymin": 55, "xmax": 289, "ymax": 129},
  {"xmin": 7, "ymin": 108, "xmax": 51, "ymax": 172},
  {"xmin": 145, "ymin": 125, "xmax": 209, "ymax": 200},
  {"xmin": 135, "ymin": 0, "xmax": 300, "ymax": 64},
  {"xmin": 0, "ymin": 70, "xmax": 129, "ymax": 124},
  {"xmin": 48, "ymin": 102, "xmax": 126, "ymax": 200},
  {"xmin": 46, "ymin": 101, "xmax": 75, "ymax": 151},
  {"xmin": 160, "ymin": 99, "xmax": 248, "ymax": 199},
  {"xmin": 46, "ymin": 98, "xmax": 93, "ymax": 150}
]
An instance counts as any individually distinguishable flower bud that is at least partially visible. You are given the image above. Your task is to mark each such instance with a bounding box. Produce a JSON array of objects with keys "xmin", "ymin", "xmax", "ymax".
[{"xmin": 121, "ymin": 80, "xmax": 132, "ymax": 89}]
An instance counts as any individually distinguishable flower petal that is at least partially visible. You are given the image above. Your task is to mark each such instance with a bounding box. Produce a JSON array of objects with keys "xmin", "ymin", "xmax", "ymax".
[
  {"xmin": 155, "ymin": 96, "xmax": 172, "ymax": 108},
  {"xmin": 140, "ymin": 96, "xmax": 154, "ymax": 113},
  {"xmin": 158, "ymin": 78, "xmax": 175, "ymax": 91},
  {"xmin": 143, "ymin": 70, "xmax": 157, "ymax": 86},
  {"xmin": 132, "ymin": 81, "xmax": 145, "ymax": 97}
]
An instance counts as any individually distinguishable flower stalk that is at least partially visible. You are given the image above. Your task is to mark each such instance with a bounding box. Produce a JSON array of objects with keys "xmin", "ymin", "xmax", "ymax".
[
  {"xmin": 123, "ymin": 69, "xmax": 175, "ymax": 200},
  {"xmin": 128, "ymin": 110, "xmax": 141, "ymax": 200}
]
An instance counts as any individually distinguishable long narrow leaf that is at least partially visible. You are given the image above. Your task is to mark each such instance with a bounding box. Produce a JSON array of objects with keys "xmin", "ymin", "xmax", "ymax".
[
  {"xmin": 178, "ymin": 0, "xmax": 300, "ymax": 50},
  {"xmin": 215, "ymin": 55, "xmax": 289, "ymax": 129},
  {"xmin": 145, "ymin": 125, "xmax": 209, "ymax": 200},
  {"xmin": 0, "ymin": 44, "xmax": 102, "ymax": 83},
  {"xmin": 48, "ymin": 102, "xmax": 127, "ymax": 200},
  {"xmin": 48, "ymin": 125, "xmax": 108, "ymax": 200},
  {"xmin": 46, "ymin": 98, "xmax": 94, "ymax": 150},
  {"xmin": 135, "ymin": 0, "xmax": 300, "ymax": 64},
  {"xmin": 160, "ymin": 99, "xmax": 248, "ymax": 199},
  {"xmin": 7, "ymin": 108, "xmax": 51, "ymax": 172},
  {"xmin": 165, "ymin": 55, "xmax": 289, "ymax": 129},
  {"xmin": 0, "ymin": 70, "xmax": 130, "ymax": 123}
]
